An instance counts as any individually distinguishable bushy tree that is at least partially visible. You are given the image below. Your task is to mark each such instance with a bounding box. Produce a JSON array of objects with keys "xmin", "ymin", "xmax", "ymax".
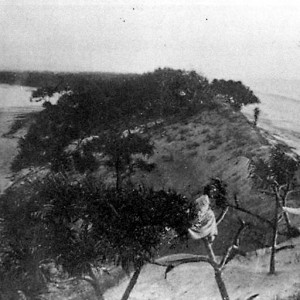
[
  {"xmin": 0, "ymin": 185, "xmax": 49, "ymax": 299},
  {"xmin": 0, "ymin": 174, "xmax": 195, "ymax": 300},
  {"xmin": 11, "ymin": 68, "xmax": 215, "ymax": 173},
  {"xmin": 210, "ymin": 79, "xmax": 260, "ymax": 110},
  {"xmin": 249, "ymin": 145, "xmax": 300, "ymax": 274},
  {"xmin": 94, "ymin": 132, "xmax": 155, "ymax": 190},
  {"xmin": 156, "ymin": 178, "xmax": 250, "ymax": 300}
]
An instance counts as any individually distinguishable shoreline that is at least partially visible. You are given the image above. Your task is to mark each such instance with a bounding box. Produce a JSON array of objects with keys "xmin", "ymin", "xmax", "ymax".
[
  {"xmin": 0, "ymin": 106, "xmax": 41, "ymax": 193},
  {"xmin": 242, "ymin": 109, "xmax": 300, "ymax": 157}
]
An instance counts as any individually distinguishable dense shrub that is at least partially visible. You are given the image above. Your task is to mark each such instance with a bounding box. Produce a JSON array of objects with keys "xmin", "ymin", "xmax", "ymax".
[
  {"xmin": 210, "ymin": 79, "xmax": 260, "ymax": 110},
  {"xmin": 0, "ymin": 174, "xmax": 196, "ymax": 299},
  {"xmin": 11, "ymin": 68, "xmax": 212, "ymax": 172}
]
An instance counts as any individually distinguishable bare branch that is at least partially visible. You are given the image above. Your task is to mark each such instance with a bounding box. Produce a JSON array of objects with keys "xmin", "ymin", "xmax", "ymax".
[
  {"xmin": 216, "ymin": 207, "xmax": 229, "ymax": 226},
  {"xmin": 285, "ymin": 189, "xmax": 299, "ymax": 200},
  {"xmin": 219, "ymin": 218, "xmax": 248, "ymax": 269},
  {"xmin": 152, "ymin": 254, "xmax": 217, "ymax": 278},
  {"xmin": 153, "ymin": 255, "xmax": 213, "ymax": 267},
  {"xmin": 227, "ymin": 204, "xmax": 273, "ymax": 227},
  {"xmin": 275, "ymin": 245, "xmax": 295, "ymax": 252},
  {"xmin": 234, "ymin": 194, "xmax": 240, "ymax": 208},
  {"xmin": 80, "ymin": 276, "xmax": 94, "ymax": 285},
  {"xmin": 257, "ymin": 189, "xmax": 275, "ymax": 196}
]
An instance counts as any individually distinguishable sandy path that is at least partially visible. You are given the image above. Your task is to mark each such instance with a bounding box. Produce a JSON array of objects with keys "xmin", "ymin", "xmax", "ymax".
[{"xmin": 105, "ymin": 237, "xmax": 300, "ymax": 300}]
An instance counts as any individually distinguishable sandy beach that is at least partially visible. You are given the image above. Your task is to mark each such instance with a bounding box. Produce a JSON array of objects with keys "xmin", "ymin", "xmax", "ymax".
[
  {"xmin": 242, "ymin": 89, "xmax": 300, "ymax": 156},
  {"xmin": 0, "ymin": 84, "xmax": 43, "ymax": 193},
  {"xmin": 0, "ymin": 107, "xmax": 41, "ymax": 193}
]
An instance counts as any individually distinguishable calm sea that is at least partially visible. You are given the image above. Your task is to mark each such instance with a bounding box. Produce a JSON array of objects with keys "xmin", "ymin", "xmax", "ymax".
[
  {"xmin": 0, "ymin": 84, "xmax": 38, "ymax": 108},
  {"xmin": 242, "ymin": 79, "xmax": 300, "ymax": 155}
]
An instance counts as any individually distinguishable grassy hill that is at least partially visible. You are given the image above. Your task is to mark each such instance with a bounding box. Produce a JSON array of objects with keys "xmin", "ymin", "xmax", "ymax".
[{"xmin": 126, "ymin": 102, "xmax": 275, "ymax": 255}]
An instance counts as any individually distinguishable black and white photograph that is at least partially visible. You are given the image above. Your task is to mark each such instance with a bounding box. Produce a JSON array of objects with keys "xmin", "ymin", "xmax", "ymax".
[{"xmin": 1, "ymin": 0, "xmax": 300, "ymax": 299}]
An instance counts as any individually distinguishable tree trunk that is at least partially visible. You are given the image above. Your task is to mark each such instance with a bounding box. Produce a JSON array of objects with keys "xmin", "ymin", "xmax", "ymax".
[
  {"xmin": 203, "ymin": 238, "xmax": 230, "ymax": 300},
  {"xmin": 121, "ymin": 266, "xmax": 142, "ymax": 300},
  {"xmin": 87, "ymin": 266, "xmax": 104, "ymax": 300},
  {"xmin": 269, "ymin": 194, "xmax": 279, "ymax": 275},
  {"xmin": 214, "ymin": 270, "xmax": 230, "ymax": 300}
]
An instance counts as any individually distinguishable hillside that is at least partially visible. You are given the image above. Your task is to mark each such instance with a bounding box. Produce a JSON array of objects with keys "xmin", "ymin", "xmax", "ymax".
[
  {"xmin": 33, "ymin": 103, "xmax": 300, "ymax": 300},
  {"xmin": 101, "ymin": 104, "xmax": 300, "ymax": 300},
  {"xmin": 129, "ymin": 103, "xmax": 277, "ymax": 255},
  {"xmin": 0, "ymin": 72, "xmax": 296, "ymax": 300}
]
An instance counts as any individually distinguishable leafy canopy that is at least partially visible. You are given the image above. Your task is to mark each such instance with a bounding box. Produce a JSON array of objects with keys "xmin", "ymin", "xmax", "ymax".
[{"xmin": 0, "ymin": 174, "xmax": 196, "ymax": 296}]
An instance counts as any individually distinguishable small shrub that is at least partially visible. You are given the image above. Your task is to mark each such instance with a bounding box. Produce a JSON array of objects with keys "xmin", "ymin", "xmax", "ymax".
[
  {"xmin": 186, "ymin": 141, "xmax": 200, "ymax": 150},
  {"xmin": 188, "ymin": 150, "xmax": 198, "ymax": 157},
  {"xmin": 165, "ymin": 134, "xmax": 174, "ymax": 143},
  {"xmin": 232, "ymin": 149, "xmax": 244, "ymax": 157},
  {"xmin": 161, "ymin": 153, "xmax": 174, "ymax": 162},
  {"xmin": 206, "ymin": 155, "xmax": 217, "ymax": 163},
  {"xmin": 201, "ymin": 128, "xmax": 210, "ymax": 134},
  {"xmin": 208, "ymin": 143, "xmax": 219, "ymax": 150},
  {"xmin": 203, "ymin": 133, "xmax": 212, "ymax": 143},
  {"xmin": 178, "ymin": 127, "xmax": 189, "ymax": 135}
]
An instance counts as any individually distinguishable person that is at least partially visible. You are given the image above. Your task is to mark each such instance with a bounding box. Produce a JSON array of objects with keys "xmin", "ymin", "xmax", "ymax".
[
  {"xmin": 167, "ymin": 185, "xmax": 217, "ymax": 249},
  {"xmin": 188, "ymin": 185, "xmax": 218, "ymax": 242}
]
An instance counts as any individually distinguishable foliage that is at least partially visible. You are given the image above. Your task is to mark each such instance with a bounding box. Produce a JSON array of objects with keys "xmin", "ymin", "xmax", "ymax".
[
  {"xmin": 10, "ymin": 68, "xmax": 260, "ymax": 173},
  {"xmin": 249, "ymin": 145, "xmax": 299, "ymax": 188},
  {"xmin": 0, "ymin": 174, "xmax": 196, "ymax": 299},
  {"xmin": 211, "ymin": 79, "xmax": 260, "ymax": 110},
  {"xmin": 249, "ymin": 145, "xmax": 300, "ymax": 274},
  {"xmin": 95, "ymin": 132, "xmax": 155, "ymax": 189},
  {"xmin": 0, "ymin": 185, "xmax": 49, "ymax": 299},
  {"xmin": 11, "ymin": 68, "xmax": 215, "ymax": 173},
  {"xmin": 209, "ymin": 177, "xmax": 228, "ymax": 209}
]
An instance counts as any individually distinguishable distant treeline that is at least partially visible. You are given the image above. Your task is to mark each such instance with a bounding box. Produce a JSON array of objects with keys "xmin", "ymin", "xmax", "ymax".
[
  {"xmin": 0, "ymin": 70, "xmax": 136, "ymax": 88},
  {"xmin": 10, "ymin": 68, "xmax": 259, "ymax": 172}
]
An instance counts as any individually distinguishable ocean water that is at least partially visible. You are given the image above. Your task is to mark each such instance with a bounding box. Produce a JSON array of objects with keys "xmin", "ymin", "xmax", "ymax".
[
  {"xmin": 0, "ymin": 84, "xmax": 37, "ymax": 107},
  {"xmin": 242, "ymin": 79, "xmax": 300, "ymax": 155}
]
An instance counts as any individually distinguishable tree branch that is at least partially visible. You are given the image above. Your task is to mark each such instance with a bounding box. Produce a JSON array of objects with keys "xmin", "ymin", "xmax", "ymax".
[
  {"xmin": 216, "ymin": 207, "xmax": 229, "ymax": 226},
  {"xmin": 258, "ymin": 189, "xmax": 275, "ymax": 196},
  {"xmin": 219, "ymin": 218, "xmax": 248, "ymax": 269},
  {"xmin": 81, "ymin": 275, "xmax": 94, "ymax": 285},
  {"xmin": 153, "ymin": 255, "xmax": 213, "ymax": 267},
  {"xmin": 227, "ymin": 204, "xmax": 273, "ymax": 227},
  {"xmin": 275, "ymin": 245, "xmax": 295, "ymax": 252},
  {"xmin": 152, "ymin": 254, "xmax": 217, "ymax": 278}
]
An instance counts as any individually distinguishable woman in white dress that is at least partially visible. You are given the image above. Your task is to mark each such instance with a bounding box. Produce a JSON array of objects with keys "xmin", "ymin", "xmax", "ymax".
[{"xmin": 188, "ymin": 185, "xmax": 218, "ymax": 242}]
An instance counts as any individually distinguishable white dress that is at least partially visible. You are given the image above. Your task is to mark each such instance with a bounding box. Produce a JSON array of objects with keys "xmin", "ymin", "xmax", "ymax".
[{"xmin": 188, "ymin": 195, "xmax": 218, "ymax": 240}]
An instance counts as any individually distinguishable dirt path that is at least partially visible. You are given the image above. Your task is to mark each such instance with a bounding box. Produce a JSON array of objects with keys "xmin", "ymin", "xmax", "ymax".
[{"xmin": 105, "ymin": 237, "xmax": 300, "ymax": 300}]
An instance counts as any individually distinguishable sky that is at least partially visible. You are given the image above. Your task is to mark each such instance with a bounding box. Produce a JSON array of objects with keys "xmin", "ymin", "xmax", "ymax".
[{"xmin": 1, "ymin": 0, "xmax": 300, "ymax": 81}]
